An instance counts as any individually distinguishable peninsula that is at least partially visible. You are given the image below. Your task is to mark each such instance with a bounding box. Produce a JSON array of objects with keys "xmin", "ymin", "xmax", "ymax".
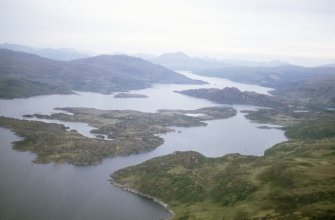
[
  {"xmin": 112, "ymin": 113, "xmax": 335, "ymax": 219},
  {"xmin": 0, "ymin": 107, "xmax": 236, "ymax": 165}
]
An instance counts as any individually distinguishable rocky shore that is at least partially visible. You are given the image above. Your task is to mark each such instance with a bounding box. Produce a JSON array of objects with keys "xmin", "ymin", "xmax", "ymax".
[
  {"xmin": 110, "ymin": 177, "xmax": 175, "ymax": 219},
  {"xmin": 114, "ymin": 93, "xmax": 148, "ymax": 98}
]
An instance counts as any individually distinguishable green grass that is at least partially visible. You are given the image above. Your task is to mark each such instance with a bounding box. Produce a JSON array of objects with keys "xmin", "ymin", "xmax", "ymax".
[
  {"xmin": 285, "ymin": 117, "xmax": 335, "ymax": 139},
  {"xmin": 112, "ymin": 116, "xmax": 335, "ymax": 219},
  {"xmin": 0, "ymin": 77, "xmax": 72, "ymax": 99},
  {"xmin": 0, "ymin": 117, "xmax": 161, "ymax": 165},
  {"xmin": 0, "ymin": 107, "xmax": 236, "ymax": 165}
]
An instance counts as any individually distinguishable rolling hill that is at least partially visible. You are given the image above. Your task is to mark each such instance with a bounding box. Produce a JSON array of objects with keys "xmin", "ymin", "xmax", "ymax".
[
  {"xmin": 195, "ymin": 65, "xmax": 335, "ymax": 88},
  {"xmin": 112, "ymin": 116, "xmax": 335, "ymax": 219},
  {"xmin": 0, "ymin": 43, "xmax": 90, "ymax": 61},
  {"xmin": 0, "ymin": 49, "xmax": 203, "ymax": 98},
  {"xmin": 147, "ymin": 52, "xmax": 291, "ymax": 71}
]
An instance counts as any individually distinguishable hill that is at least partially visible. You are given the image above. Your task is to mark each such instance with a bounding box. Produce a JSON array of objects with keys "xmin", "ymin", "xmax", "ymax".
[
  {"xmin": 189, "ymin": 65, "xmax": 335, "ymax": 108},
  {"xmin": 149, "ymin": 52, "xmax": 230, "ymax": 71},
  {"xmin": 177, "ymin": 87, "xmax": 285, "ymax": 108},
  {"xmin": 195, "ymin": 65, "xmax": 335, "ymax": 89},
  {"xmin": 147, "ymin": 52, "xmax": 291, "ymax": 71},
  {"xmin": 271, "ymin": 75, "xmax": 335, "ymax": 108},
  {"xmin": 112, "ymin": 115, "xmax": 335, "ymax": 219},
  {"xmin": 0, "ymin": 43, "xmax": 90, "ymax": 61},
  {"xmin": 0, "ymin": 49, "xmax": 203, "ymax": 98}
]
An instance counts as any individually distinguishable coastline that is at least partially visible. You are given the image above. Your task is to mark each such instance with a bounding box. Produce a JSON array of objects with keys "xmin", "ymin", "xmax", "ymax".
[{"xmin": 110, "ymin": 178, "xmax": 175, "ymax": 220}]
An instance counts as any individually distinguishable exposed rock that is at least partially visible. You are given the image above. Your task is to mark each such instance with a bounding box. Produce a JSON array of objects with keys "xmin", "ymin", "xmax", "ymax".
[{"xmin": 114, "ymin": 93, "xmax": 148, "ymax": 98}]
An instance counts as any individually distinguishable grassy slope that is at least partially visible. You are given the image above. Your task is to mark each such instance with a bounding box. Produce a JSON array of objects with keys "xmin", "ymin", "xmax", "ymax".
[
  {"xmin": 195, "ymin": 66, "xmax": 335, "ymax": 108},
  {"xmin": 0, "ymin": 49, "xmax": 203, "ymax": 99},
  {"xmin": 112, "ymin": 116, "xmax": 335, "ymax": 219},
  {"xmin": 0, "ymin": 77, "xmax": 72, "ymax": 99},
  {"xmin": 177, "ymin": 87, "xmax": 285, "ymax": 108}
]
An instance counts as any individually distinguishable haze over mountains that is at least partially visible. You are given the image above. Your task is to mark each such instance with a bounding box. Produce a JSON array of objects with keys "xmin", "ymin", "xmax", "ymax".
[
  {"xmin": 1, "ymin": 44, "xmax": 334, "ymax": 219},
  {"xmin": 196, "ymin": 65, "xmax": 335, "ymax": 88},
  {"xmin": 0, "ymin": 49, "xmax": 202, "ymax": 98},
  {"xmin": 185, "ymin": 65, "xmax": 335, "ymax": 108},
  {"xmin": 0, "ymin": 43, "xmax": 90, "ymax": 61},
  {"xmin": 2, "ymin": 43, "xmax": 335, "ymax": 70},
  {"xmin": 145, "ymin": 52, "xmax": 291, "ymax": 71},
  {"xmin": 1, "ymin": 44, "xmax": 334, "ymax": 108}
]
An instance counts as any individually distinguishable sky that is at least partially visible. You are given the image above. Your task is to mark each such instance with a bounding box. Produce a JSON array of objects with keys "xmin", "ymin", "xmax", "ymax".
[{"xmin": 0, "ymin": 0, "xmax": 334, "ymax": 65}]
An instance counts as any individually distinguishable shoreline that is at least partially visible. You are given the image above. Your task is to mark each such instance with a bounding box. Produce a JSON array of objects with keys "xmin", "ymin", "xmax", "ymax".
[{"xmin": 110, "ymin": 178, "xmax": 175, "ymax": 220}]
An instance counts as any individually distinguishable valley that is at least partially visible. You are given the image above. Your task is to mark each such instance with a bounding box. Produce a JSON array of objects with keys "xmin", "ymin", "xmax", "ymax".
[
  {"xmin": 1, "ymin": 1, "xmax": 334, "ymax": 219},
  {"xmin": 0, "ymin": 48, "xmax": 334, "ymax": 220}
]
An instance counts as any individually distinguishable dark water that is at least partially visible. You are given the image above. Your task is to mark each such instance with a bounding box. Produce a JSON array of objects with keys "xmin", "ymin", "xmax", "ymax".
[
  {"xmin": 0, "ymin": 128, "xmax": 171, "ymax": 220},
  {"xmin": 0, "ymin": 72, "xmax": 286, "ymax": 220}
]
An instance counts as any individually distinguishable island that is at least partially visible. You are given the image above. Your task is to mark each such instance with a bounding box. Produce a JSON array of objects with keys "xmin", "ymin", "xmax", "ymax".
[
  {"xmin": 0, "ymin": 106, "xmax": 236, "ymax": 165},
  {"xmin": 177, "ymin": 87, "xmax": 287, "ymax": 108},
  {"xmin": 194, "ymin": 66, "xmax": 335, "ymax": 109},
  {"xmin": 111, "ymin": 78, "xmax": 335, "ymax": 219},
  {"xmin": 114, "ymin": 93, "xmax": 148, "ymax": 98}
]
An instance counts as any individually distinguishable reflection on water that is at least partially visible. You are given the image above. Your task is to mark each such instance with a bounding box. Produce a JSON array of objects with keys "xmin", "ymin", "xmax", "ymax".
[
  {"xmin": 0, "ymin": 71, "xmax": 272, "ymax": 117},
  {"xmin": 0, "ymin": 72, "xmax": 285, "ymax": 220}
]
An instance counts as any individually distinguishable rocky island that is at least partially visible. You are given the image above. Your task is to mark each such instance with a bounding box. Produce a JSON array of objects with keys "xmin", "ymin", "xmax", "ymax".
[
  {"xmin": 114, "ymin": 93, "xmax": 148, "ymax": 98},
  {"xmin": 0, "ymin": 106, "xmax": 236, "ymax": 165},
  {"xmin": 177, "ymin": 87, "xmax": 287, "ymax": 108}
]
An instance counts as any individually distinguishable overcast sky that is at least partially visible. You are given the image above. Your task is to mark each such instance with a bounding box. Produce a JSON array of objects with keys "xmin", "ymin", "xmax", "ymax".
[{"xmin": 0, "ymin": 0, "xmax": 334, "ymax": 65}]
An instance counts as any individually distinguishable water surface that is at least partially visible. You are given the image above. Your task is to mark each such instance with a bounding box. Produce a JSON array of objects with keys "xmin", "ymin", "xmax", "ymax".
[{"xmin": 0, "ymin": 72, "xmax": 286, "ymax": 220}]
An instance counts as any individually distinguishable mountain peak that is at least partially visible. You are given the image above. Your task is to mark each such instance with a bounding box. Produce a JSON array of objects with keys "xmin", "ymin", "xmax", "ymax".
[{"xmin": 157, "ymin": 52, "xmax": 191, "ymax": 59}]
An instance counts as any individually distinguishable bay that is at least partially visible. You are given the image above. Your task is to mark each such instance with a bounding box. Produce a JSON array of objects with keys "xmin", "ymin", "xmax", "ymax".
[{"xmin": 0, "ymin": 72, "xmax": 286, "ymax": 220}]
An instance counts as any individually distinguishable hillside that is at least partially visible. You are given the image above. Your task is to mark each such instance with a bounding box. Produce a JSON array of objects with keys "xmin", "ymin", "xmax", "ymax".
[
  {"xmin": 271, "ymin": 75, "xmax": 335, "ymax": 108},
  {"xmin": 0, "ymin": 49, "xmax": 203, "ymax": 98},
  {"xmin": 112, "ymin": 116, "xmax": 335, "ymax": 219},
  {"xmin": 149, "ymin": 52, "xmax": 230, "ymax": 71},
  {"xmin": 196, "ymin": 65, "xmax": 335, "ymax": 89},
  {"xmin": 0, "ymin": 43, "xmax": 90, "ymax": 61},
  {"xmin": 178, "ymin": 75, "xmax": 335, "ymax": 109},
  {"xmin": 177, "ymin": 87, "xmax": 285, "ymax": 108},
  {"xmin": 148, "ymin": 52, "xmax": 290, "ymax": 71},
  {"xmin": 0, "ymin": 77, "xmax": 72, "ymax": 98}
]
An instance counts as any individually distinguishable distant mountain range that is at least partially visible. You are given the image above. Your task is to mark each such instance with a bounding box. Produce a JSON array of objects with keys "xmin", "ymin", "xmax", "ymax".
[
  {"xmin": 186, "ymin": 65, "xmax": 335, "ymax": 108},
  {"xmin": 134, "ymin": 52, "xmax": 292, "ymax": 71},
  {"xmin": 144, "ymin": 52, "xmax": 335, "ymax": 107},
  {"xmin": 195, "ymin": 65, "xmax": 335, "ymax": 88},
  {"xmin": 0, "ymin": 49, "xmax": 203, "ymax": 99},
  {"xmin": 0, "ymin": 43, "xmax": 90, "ymax": 61},
  {"xmin": 1, "ymin": 43, "xmax": 333, "ymax": 70},
  {"xmin": 148, "ymin": 52, "xmax": 231, "ymax": 71},
  {"xmin": 1, "ymin": 43, "xmax": 334, "ymax": 104},
  {"xmin": 319, "ymin": 63, "xmax": 335, "ymax": 68}
]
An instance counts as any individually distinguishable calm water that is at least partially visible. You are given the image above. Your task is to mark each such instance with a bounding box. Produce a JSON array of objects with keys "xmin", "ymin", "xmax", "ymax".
[{"xmin": 0, "ymin": 72, "xmax": 286, "ymax": 220}]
